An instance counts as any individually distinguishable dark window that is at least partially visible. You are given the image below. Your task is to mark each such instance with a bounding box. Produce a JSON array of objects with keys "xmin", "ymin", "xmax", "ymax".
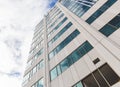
[
  {"xmin": 109, "ymin": 14, "xmax": 120, "ymax": 28},
  {"xmin": 73, "ymin": 63, "xmax": 120, "ymax": 87},
  {"xmin": 99, "ymin": 13, "xmax": 120, "ymax": 37},
  {"xmin": 99, "ymin": 24, "xmax": 117, "ymax": 37},
  {"xmin": 82, "ymin": 74, "xmax": 99, "ymax": 87},
  {"xmin": 92, "ymin": 10, "xmax": 103, "ymax": 18},
  {"xmin": 100, "ymin": 64, "xmax": 120, "ymax": 86},
  {"xmin": 85, "ymin": 16, "xmax": 96, "ymax": 24},
  {"xmin": 82, "ymin": 41, "xmax": 93, "ymax": 52},
  {"xmin": 93, "ymin": 70, "xmax": 109, "ymax": 87}
]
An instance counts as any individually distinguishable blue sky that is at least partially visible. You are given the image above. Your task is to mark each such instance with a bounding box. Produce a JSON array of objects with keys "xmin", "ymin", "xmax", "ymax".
[
  {"xmin": 0, "ymin": 0, "xmax": 57, "ymax": 87},
  {"xmin": 48, "ymin": 0, "xmax": 58, "ymax": 8}
]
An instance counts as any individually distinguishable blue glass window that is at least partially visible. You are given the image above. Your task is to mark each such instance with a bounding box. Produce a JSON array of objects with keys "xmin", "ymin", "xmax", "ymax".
[
  {"xmin": 50, "ymin": 41, "xmax": 93, "ymax": 81},
  {"xmin": 73, "ymin": 82, "xmax": 83, "ymax": 87},
  {"xmin": 109, "ymin": 15, "xmax": 120, "ymax": 28},
  {"xmin": 60, "ymin": 58, "xmax": 70, "ymax": 72},
  {"xmin": 50, "ymin": 67, "xmax": 58, "ymax": 80},
  {"xmin": 48, "ymin": 17, "xmax": 68, "ymax": 38},
  {"xmin": 60, "ymin": 0, "xmax": 98, "ymax": 18},
  {"xmin": 37, "ymin": 78, "xmax": 44, "ymax": 87},
  {"xmin": 99, "ymin": 24, "xmax": 117, "ymax": 37},
  {"xmin": 86, "ymin": 0, "xmax": 117, "ymax": 24},
  {"xmin": 56, "ymin": 65, "xmax": 61, "ymax": 75},
  {"xmin": 48, "ymin": 29, "xmax": 80, "ymax": 60},
  {"xmin": 99, "ymin": 13, "xmax": 120, "ymax": 37},
  {"xmin": 48, "ymin": 22, "xmax": 73, "ymax": 47},
  {"xmin": 32, "ymin": 78, "xmax": 44, "ymax": 87}
]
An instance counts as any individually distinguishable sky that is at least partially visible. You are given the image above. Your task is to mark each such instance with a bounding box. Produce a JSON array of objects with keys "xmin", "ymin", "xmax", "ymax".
[{"xmin": 0, "ymin": 0, "xmax": 57, "ymax": 87}]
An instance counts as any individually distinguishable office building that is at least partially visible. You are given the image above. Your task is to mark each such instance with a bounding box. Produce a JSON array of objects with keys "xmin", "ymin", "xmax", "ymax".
[{"xmin": 22, "ymin": 0, "xmax": 120, "ymax": 87}]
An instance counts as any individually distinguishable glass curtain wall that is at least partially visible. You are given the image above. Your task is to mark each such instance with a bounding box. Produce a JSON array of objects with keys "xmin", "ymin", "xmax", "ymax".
[{"xmin": 60, "ymin": 0, "xmax": 98, "ymax": 17}]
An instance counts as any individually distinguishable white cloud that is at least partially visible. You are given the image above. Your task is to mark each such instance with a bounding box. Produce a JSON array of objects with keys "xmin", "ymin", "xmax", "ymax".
[
  {"xmin": 0, "ymin": 74, "xmax": 21, "ymax": 87},
  {"xmin": 0, "ymin": 0, "xmax": 50, "ymax": 87}
]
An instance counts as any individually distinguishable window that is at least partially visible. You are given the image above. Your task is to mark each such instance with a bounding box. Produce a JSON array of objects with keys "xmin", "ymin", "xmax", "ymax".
[
  {"xmin": 37, "ymin": 60, "xmax": 44, "ymax": 70},
  {"xmin": 24, "ymin": 60, "xmax": 44, "ymax": 85},
  {"xmin": 22, "ymin": 73, "xmax": 30, "ymax": 86},
  {"xmin": 93, "ymin": 70, "xmax": 109, "ymax": 87},
  {"xmin": 48, "ymin": 29, "xmax": 80, "ymax": 59},
  {"xmin": 56, "ymin": 65, "xmax": 61, "ymax": 75},
  {"xmin": 67, "ymin": 55, "xmax": 74, "ymax": 66},
  {"xmin": 32, "ymin": 78, "xmax": 44, "ymax": 87},
  {"xmin": 99, "ymin": 13, "xmax": 120, "ymax": 37},
  {"xmin": 48, "ymin": 51, "xmax": 55, "ymax": 59},
  {"xmin": 32, "ymin": 48, "xmax": 43, "ymax": 63},
  {"xmin": 29, "ymin": 70, "xmax": 33, "ymax": 79},
  {"xmin": 60, "ymin": 59, "xmax": 70, "ymax": 72},
  {"xmin": 48, "ymin": 22, "xmax": 73, "ymax": 47},
  {"xmin": 86, "ymin": 0, "xmax": 117, "ymax": 24},
  {"xmin": 26, "ymin": 59, "xmax": 32, "ymax": 69},
  {"xmin": 73, "ymin": 63, "xmax": 120, "ymax": 87},
  {"xmin": 71, "ymin": 50, "xmax": 81, "ymax": 63},
  {"xmin": 50, "ymin": 68, "xmax": 58, "ymax": 80},
  {"xmin": 99, "ymin": 24, "xmax": 117, "ymax": 36},
  {"xmin": 50, "ymin": 41, "xmax": 93, "ymax": 81},
  {"xmin": 40, "ymin": 60, "xmax": 44, "ymax": 69},
  {"xmin": 109, "ymin": 15, "xmax": 120, "ymax": 28},
  {"xmin": 47, "ymin": 13, "xmax": 64, "ymax": 32},
  {"xmin": 99, "ymin": 64, "xmax": 120, "ymax": 86},
  {"xmin": 47, "ymin": 17, "xmax": 68, "ymax": 38},
  {"xmin": 33, "ymin": 66, "xmax": 37, "ymax": 75},
  {"xmin": 37, "ymin": 78, "xmax": 44, "ymax": 87},
  {"xmin": 82, "ymin": 74, "xmax": 99, "ymax": 87},
  {"xmin": 60, "ymin": 0, "xmax": 98, "ymax": 18},
  {"xmin": 46, "ymin": 8, "xmax": 61, "ymax": 25},
  {"xmin": 73, "ymin": 82, "xmax": 83, "ymax": 87},
  {"xmin": 37, "ymin": 48, "xmax": 43, "ymax": 57}
]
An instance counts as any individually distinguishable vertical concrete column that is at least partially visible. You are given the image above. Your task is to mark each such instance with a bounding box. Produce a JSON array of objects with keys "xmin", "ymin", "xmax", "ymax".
[{"xmin": 43, "ymin": 16, "xmax": 50, "ymax": 87}]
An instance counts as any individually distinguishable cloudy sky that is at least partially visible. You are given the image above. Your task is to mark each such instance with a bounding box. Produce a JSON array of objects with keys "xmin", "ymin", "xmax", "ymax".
[{"xmin": 0, "ymin": 0, "xmax": 57, "ymax": 87}]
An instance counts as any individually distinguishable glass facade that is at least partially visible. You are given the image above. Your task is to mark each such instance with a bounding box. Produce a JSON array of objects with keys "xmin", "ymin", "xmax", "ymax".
[
  {"xmin": 26, "ymin": 48, "xmax": 44, "ymax": 69},
  {"xmin": 32, "ymin": 78, "xmax": 44, "ymax": 87},
  {"xmin": 23, "ymin": 60, "xmax": 44, "ymax": 86},
  {"xmin": 47, "ymin": 13, "xmax": 64, "ymax": 32},
  {"xmin": 99, "ymin": 13, "xmax": 120, "ymax": 37},
  {"xmin": 86, "ymin": 0, "xmax": 117, "ymax": 24},
  {"xmin": 48, "ymin": 17, "xmax": 68, "ymax": 38},
  {"xmin": 48, "ymin": 29, "xmax": 80, "ymax": 60},
  {"xmin": 60, "ymin": 0, "xmax": 98, "ymax": 17},
  {"xmin": 46, "ymin": 7, "xmax": 60, "ymax": 25},
  {"xmin": 50, "ymin": 41, "xmax": 93, "ymax": 81},
  {"xmin": 48, "ymin": 22, "xmax": 73, "ymax": 46}
]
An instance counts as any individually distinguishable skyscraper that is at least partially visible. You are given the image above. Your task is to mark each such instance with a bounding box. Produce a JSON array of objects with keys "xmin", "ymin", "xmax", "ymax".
[{"xmin": 22, "ymin": 0, "xmax": 120, "ymax": 87}]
